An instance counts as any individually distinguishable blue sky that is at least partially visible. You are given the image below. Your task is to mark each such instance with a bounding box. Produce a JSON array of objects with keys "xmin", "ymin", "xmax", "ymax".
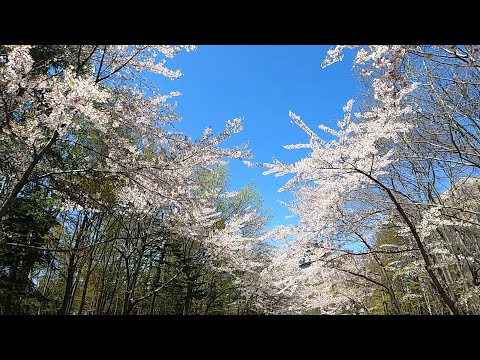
[{"xmin": 159, "ymin": 45, "xmax": 359, "ymax": 228}]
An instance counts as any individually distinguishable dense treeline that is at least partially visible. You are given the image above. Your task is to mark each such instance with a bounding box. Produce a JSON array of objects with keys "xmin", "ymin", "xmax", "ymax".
[{"xmin": 0, "ymin": 168, "xmax": 269, "ymax": 315}]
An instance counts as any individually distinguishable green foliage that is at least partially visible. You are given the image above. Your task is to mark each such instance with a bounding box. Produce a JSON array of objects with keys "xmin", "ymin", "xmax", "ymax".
[
  {"xmin": 0, "ymin": 185, "xmax": 59, "ymax": 314},
  {"xmin": 29, "ymin": 45, "xmax": 93, "ymax": 76}
]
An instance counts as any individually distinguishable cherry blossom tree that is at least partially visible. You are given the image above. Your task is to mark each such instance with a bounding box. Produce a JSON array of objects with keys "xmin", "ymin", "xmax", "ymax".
[
  {"xmin": 0, "ymin": 45, "xmax": 251, "ymax": 236},
  {"xmin": 0, "ymin": 45, "xmax": 264, "ymax": 314},
  {"xmin": 258, "ymin": 45, "xmax": 480, "ymax": 315}
]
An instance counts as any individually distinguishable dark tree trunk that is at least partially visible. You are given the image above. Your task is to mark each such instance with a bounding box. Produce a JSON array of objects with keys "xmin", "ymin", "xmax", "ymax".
[
  {"xmin": 57, "ymin": 214, "xmax": 87, "ymax": 315},
  {"xmin": 183, "ymin": 281, "xmax": 194, "ymax": 315},
  {"xmin": 0, "ymin": 131, "xmax": 58, "ymax": 220},
  {"xmin": 78, "ymin": 250, "xmax": 94, "ymax": 315}
]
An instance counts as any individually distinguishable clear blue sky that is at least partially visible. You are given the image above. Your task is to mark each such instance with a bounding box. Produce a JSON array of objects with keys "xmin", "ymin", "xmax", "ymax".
[{"xmin": 158, "ymin": 45, "xmax": 359, "ymax": 229}]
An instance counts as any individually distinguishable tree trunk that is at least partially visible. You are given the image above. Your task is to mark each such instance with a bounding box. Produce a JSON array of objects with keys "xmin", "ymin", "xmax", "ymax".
[
  {"xmin": 183, "ymin": 281, "xmax": 194, "ymax": 315},
  {"xmin": 38, "ymin": 261, "xmax": 53, "ymax": 315},
  {"xmin": 57, "ymin": 254, "xmax": 77, "ymax": 315},
  {"xmin": 57, "ymin": 213, "xmax": 87, "ymax": 315},
  {"xmin": 149, "ymin": 240, "xmax": 166, "ymax": 314},
  {"xmin": 0, "ymin": 131, "xmax": 58, "ymax": 220},
  {"xmin": 78, "ymin": 250, "xmax": 94, "ymax": 315}
]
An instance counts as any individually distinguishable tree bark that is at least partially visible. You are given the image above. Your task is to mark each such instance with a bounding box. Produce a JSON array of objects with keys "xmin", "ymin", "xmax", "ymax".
[
  {"xmin": 0, "ymin": 131, "xmax": 58, "ymax": 221},
  {"xmin": 57, "ymin": 213, "xmax": 88, "ymax": 315},
  {"xmin": 78, "ymin": 250, "xmax": 94, "ymax": 315},
  {"xmin": 183, "ymin": 281, "xmax": 194, "ymax": 315}
]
